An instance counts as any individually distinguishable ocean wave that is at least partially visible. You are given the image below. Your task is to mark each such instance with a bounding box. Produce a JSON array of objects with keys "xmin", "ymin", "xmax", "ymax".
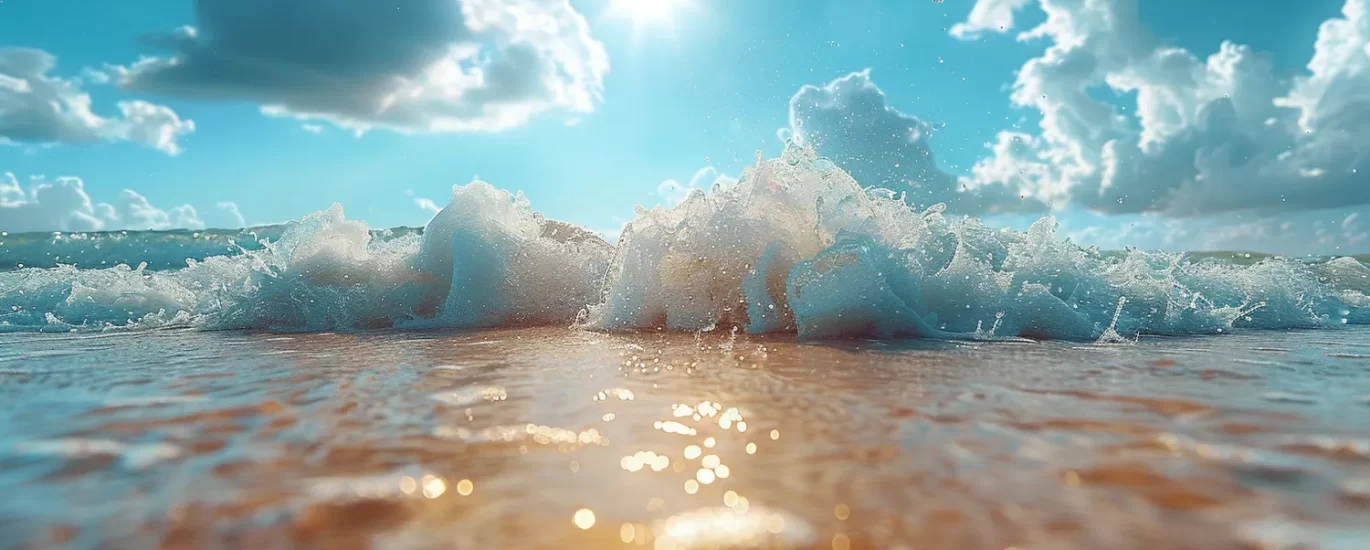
[
  {"xmin": 3, "ymin": 145, "xmax": 1368, "ymax": 339},
  {"xmin": 0, "ymin": 224, "xmax": 424, "ymax": 272}
]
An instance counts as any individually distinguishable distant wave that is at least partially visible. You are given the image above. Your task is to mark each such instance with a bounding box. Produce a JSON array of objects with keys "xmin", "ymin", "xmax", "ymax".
[
  {"xmin": 2, "ymin": 144, "xmax": 1368, "ymax": 339},
  {"xmin": 0, "ymin": 225, "xmax": 424, "ymax": 272}
]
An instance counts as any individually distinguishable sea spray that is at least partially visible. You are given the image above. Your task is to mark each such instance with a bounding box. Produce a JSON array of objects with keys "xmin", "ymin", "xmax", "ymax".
[
  {"xmin": 406, "ymin": 181, "xmax": 614, "ymax": 328},
  {"xmin": 2, "ymin": 145, "xmax": 1368, "ymax": 339},
  {"xmin": 1, "ymin": 184, "xmax": 612, "ymax": 332},
  {"xmin": 586, "ymin": 144, "xmax": 1370, "ymax": 339}
]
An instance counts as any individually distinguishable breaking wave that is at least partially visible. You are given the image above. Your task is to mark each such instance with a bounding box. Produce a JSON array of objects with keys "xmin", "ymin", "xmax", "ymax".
[{"xmin": 3, "ymin": 145, "xmax": 1368, "ymax": 340}]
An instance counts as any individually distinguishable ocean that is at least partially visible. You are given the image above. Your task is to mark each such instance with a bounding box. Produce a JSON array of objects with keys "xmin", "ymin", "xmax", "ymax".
[
  {"xmin": 2, "ymin": 148, "xmax": 1369, "ymax": 549},
  {"xmin": 2, "ymin": 327, "xmax": 1368, "ymax": 549}
]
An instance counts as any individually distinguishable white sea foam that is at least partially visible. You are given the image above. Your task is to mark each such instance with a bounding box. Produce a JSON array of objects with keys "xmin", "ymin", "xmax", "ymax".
[
  {"xmin": 1, "ymin": 145, "xmax": 1367, "ymax": 339},
  {"xmin": 15, "ymin": 438, "xmax": 182, "ymax": 470},
  {"xmin": 1, "ymin": 182, "xmax": 611, "ymax": 332},
  {"xmin": 586, "ymin": 144, "xmax": 1370, "ymax": 339}
]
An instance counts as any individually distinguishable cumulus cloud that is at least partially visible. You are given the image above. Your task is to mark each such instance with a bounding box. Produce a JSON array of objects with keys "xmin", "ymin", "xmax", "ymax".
[
  {"xmin": 110, "ymin": 0, "xmax": 609, "ymax": 134},
  {"xmin": 1061, "ymin": 205, "xmax": 1370, "ymax": 256},
  {"xmin": 1, "ymin": 173, "xmax": 108, "ymax": 232},
  {"xmin": 655, "ymin": 166, "xmax": 736, "ymax": 207},
  {"xmin": 0, "ymin": 172, "xmax": 233, "ymax": 233},
  {"xmin": 950, "ymin": 0, "xmax": 1031, "ymax": 40},
  {"xmin": 215, "ymin": 201, "xmax": 247, "ymax": 228},
  {"xmin": 0, "ymin": 48, "xmax": 194, "ymax": 154},
  {"xmin": 952, "ymin": 0, "xmax": 1370, "ymax": 216},
  {"xmin": 781, "ymin": 70, "xmax": 1029, "ymax": 213},
  {"xmin": 115, "ymin": 189, "xmax": 205, "ymax": 230},
  {"xmin": 415, "ymin": 197, "xmax": 442, "ymax": 215}
]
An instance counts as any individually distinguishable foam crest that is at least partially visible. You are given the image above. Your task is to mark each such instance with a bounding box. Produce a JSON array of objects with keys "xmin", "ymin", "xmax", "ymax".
[
  {"xmin": 586, "ymin": 144, "xmax": 1370, "ymax": 340},
  {"xmin": 1, "ymin": 147, "xmax": 1366, "ymax": 339},
  {"xmin": 408, "ymin": 181, "xmax": 613, "ymax": 328},
  {"xmin": 0, "ymin": 226, "xmax": 282, "ymax": 272},
  {"xmin": 0, "ymin": 183, "xmax": 611, "ymax": 332}
]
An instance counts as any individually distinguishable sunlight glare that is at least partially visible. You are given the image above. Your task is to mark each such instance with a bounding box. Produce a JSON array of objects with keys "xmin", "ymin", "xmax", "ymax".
[{"xmin": 613, "ymin": 0, "xmax": 683, "ymax": 26}]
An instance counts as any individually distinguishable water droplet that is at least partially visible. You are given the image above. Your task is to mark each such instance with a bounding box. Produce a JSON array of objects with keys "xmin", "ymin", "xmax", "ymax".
[
  {"xmin": 814, "ymin": 157, "xmax": 836, "ymax": 175},
  {"xmin": 573, "ymin": 509, "xmax": 596, "ymax": 529}
]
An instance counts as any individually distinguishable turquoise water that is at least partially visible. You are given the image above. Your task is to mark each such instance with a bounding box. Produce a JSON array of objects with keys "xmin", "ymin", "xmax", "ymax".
[
  {"xmin": 1, "ymin": 327, "xmax": 1368, "ymax": 549},
  {"xmin": 3, "ymin": 150, "xmax": 1368, "ymax": 338},
  {"xmin": 3, "ymin": 150, "xmax": 1370, "ymax": 549}
]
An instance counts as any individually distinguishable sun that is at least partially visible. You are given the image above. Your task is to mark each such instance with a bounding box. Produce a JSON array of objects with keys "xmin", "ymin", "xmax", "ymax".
[{"xmin": 611, "ymin": 0, "xmax": 683, "ymax": 26}]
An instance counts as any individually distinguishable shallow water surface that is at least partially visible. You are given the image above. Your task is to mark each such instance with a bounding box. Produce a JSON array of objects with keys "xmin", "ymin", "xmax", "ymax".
[{"xmin": 2, "ymin": 327, "xmax": 1370, "ymax": 549}]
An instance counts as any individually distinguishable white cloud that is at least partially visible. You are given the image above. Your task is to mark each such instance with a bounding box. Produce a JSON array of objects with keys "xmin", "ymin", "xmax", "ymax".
[
  {"xmin": 110, "ymin": 0, "xmax": 609, "ymax": 134},
  {"xmin": 770, "ymin": 0, "xmax": 1370, "ymax": 251},
  {"xmin": 408, "ymin": 188, "xmax": 443, "ymax": 219},
  {"xmin": 780, "ymin": 70, "xmax": 1028, "ymax": 213},
  {"xmin": 655, "ymin": 166, "xmax": 736, "ymax": 207},
  {"xmin": 1, "ymin": 173, "xmax": 106, "ymax": 232},
  {"xmin": 950, "ymin": 0, "xmax": 1031, "ymax": 40},
  {"xmin": 951, "ymin": 0, "xmax": 1370, "ymax": 216},
  {"xmin": 0, "ymin": 48, "xmax": 194, "ymax": 155},
  {"xmin": 114, "ymin": 189, "xmax": 204, "ymax": 230},
  {"xmin": 1277, "ymin": 0, "xmax": 1370, "ymax": 136},
  {"xmin": 215, "ymin": 201, "xmax": 247, "ymax": 228},
  {"xmin": 1058, "ymin": 205, "xmax": 1370, "ymax": 256},
  {"xmin": 0, "ymin": 172, "xmax": 228, "ymax": 233},
  {"xmin": 115, "ymin": 100, "xmax": 196, "ymax": 155},
  {"xmin": 415, "ymin": 197, "xmax": 442, "ymax": 214},
  {"xmin": 300, "ymin": 124, "xmax": 324, "ymax": 134}
]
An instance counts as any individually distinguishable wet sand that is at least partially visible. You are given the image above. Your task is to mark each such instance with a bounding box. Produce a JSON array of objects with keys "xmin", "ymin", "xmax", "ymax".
[{"xmin": 2, "ymin": 327, "xmax": 1369, "ymax": 549}]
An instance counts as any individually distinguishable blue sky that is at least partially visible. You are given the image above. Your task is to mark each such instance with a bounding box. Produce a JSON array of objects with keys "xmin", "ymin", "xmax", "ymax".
[{"xmin": 2, "ymin": 0, "xmax": 1368, "ymax": 255}]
